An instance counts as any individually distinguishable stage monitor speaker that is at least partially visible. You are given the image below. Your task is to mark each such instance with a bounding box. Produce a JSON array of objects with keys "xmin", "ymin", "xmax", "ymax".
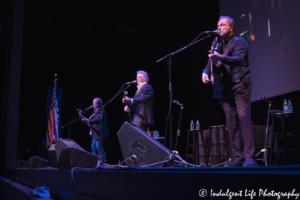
[
  {"xmin": 17, "ymin": 159, "xmax": 28, "ymax": 168},
  {"xmin": 28, "ymin": 156, "xmax": 49, "ymax": 168},
  {"xmin": 58, "ymin": 148, "xmax": 98, "ymax": 169},
  {"xmin": 55, "ymin": 138, "xmax": 84, "ymax": 165},
  {"xmin": 48, "ymin": 144, "xmax": 58, "ymax": 167},
  {"xmin": 117, "ymin": 121, "xmax": 185, "ymax": 167}
]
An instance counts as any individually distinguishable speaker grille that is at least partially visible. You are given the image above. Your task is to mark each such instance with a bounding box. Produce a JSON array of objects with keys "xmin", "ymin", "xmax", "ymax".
[{"xmin": 117, "ymin": 121, "xmax": 179, "ymax": 167}]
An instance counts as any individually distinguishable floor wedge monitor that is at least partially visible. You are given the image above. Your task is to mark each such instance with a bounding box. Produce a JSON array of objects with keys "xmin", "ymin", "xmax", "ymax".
[
  {"xmin": 54, "ymin": 138, "xmax": 84, "ymax": 165},
  {"xmin": 117, "ymin": 121, "xmax": 186, "ymax": 167},
  {"xmin": 58, "ymin": 148, "xmax": 98, "ymax": 169},
  {"xmin": 28, "ymin": 156, "xmax": 49, "ymax": 168}
]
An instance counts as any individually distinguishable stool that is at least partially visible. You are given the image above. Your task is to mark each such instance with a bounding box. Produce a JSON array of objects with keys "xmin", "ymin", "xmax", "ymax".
[
  {"xmin": 270, "ymin": 112, "xmax": 299, "ymax": 165},
  {"xmin": 185, "ymin": 129, "xmax": 207, "ymax": 165},
  {"xmin": 207, "ymin": 125, "xmax": 230, "ymax": 165}
]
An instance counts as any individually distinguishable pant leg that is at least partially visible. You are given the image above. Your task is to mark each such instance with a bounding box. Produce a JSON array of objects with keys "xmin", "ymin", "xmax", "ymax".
[
  {"xmin": 95, "ymin": 139, "xmax": 101, "ymax": 156},
  {"xmin": 234, "ymin": 75, "xmax": 255, "ymax": 159},
  {"xmin": 91, "ymin": 139, "xmax": 96, "ymax": 155},
  {"xmin": 223, "ymin": 98, "xmax": 245, "ymax": 161},
  {"xmin": 95, "ymin": 139, "xmax": 107, "ymax": 162}
]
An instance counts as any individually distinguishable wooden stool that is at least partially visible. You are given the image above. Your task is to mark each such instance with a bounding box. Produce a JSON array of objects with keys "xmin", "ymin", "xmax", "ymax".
[
  {"xmin": 207, "ymin": 125, "xmax": 230, "ymax": 165},
  {"xmin": 270, "ymin": 112, "xmax": 299, "ymax": 165},
  {"xmin": 185, "ymin": 129, "xmax": 207, "ymax": 165}
]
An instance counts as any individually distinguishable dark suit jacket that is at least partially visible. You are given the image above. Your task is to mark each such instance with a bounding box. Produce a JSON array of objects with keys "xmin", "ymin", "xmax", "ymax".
[
  {"xmin": 89, "ymin": 108, "xmax": 109, "ymax": 140},
  {"xmin": 130, "ymin": 83, "xmax": 154, "ymax": 126}
]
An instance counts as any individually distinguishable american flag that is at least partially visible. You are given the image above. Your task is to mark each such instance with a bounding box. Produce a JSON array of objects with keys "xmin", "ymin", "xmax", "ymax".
[{"xmin": 46, "ymin": 74, "xmax": 59, "ymax": 149}]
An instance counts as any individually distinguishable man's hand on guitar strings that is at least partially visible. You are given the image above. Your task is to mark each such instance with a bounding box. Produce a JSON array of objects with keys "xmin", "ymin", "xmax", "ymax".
[
  {"xmin": 209, "ymin": 51, "xmax": 223, "ymax": 62},
  {"xmin": 122, "ymin": 97, "xmax": 131, "ymax": 104},
  {"xmin": 202, "ymin": 73, "xmax": 211, "ymax": 84},
  {"xmin": 82, "ymin": 117, "xmax": 89, "ymax": 124}
]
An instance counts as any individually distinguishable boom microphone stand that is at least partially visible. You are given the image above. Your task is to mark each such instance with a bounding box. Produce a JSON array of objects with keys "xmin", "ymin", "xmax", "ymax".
[
  {"xmin": 63, "ymin": 81, "xmax": 136, "ymax": 168},
  {"xmin": 157, "ymin": 33, "xmax": 212, "ymax": 153},
  {"xmin": 150, "ymin": 32, "xmax": 214, "ymax": 167},
  {"xmin": 255, "ymin": 96, "xmax": 271, "ymax": 166},
  {"xmin": 61, "ymin": 106, "xmax": 92, "ymax": 138}
]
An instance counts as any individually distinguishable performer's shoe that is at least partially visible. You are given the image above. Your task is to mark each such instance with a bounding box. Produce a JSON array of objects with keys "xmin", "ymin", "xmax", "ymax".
[
  {"xmin": 242, "ymin": 158, "xmax": 258, "ymax": 167},
  {"xmin": 224, "ymin": 159, "xmax": 244, "ymax": 167}
]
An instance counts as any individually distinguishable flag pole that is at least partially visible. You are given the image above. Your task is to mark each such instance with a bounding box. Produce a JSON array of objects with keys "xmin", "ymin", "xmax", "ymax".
[{"xmin": 46, "ymin": 74, "xmax": 59, "ymax": 149}]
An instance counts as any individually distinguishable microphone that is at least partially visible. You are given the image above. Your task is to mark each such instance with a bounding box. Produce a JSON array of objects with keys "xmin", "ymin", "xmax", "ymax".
[
  {"xmin": 204, "ymin": 30, "xmax": 218, "ymax": 35},
  {"xmin": 126, "ymin": 80, "xmax": 137, "ymax": 84},
  {"xmin": 172, "ymin": 100, "xmax": 183, "ymax": 106}
]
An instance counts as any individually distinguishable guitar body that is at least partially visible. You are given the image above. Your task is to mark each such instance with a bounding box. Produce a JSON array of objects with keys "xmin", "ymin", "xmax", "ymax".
[
  {"xmin": 124, "ymin": 91, "xmax": 133, "ymax": 123},
  {"xmin": 210, "ymin": 37, "xmax": 224, "ymax": 99},
  {"xmin": 211, "ymin": 64, "xmax": 224, "ymax": 98}
]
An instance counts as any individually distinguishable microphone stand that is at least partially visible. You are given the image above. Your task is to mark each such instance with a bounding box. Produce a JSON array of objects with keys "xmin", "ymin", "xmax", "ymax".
[
  {"xmin": 149, "ymin": 33, "xmax": 212, "ymax": 167},
  {"xmin": 61, "ymin": 107, "xmax": 91, "ymax": 138},
  {"xmin": 157, "ymin": 34, "xmax": 212, "ymax": 153},
  {"xmin": 174, "ymin": 102, "xmax": 183, "ymax": 151},
  {"xmin": 94, "ymin": 82, "xmax": 135, "ymax": 167},
  {"xmin": 61, "ymin": 82, "xmax": 135, "ymax": 168},
  {"xmin": 255, "ymin": 96, "xmax": 271, "ymax": 166}
]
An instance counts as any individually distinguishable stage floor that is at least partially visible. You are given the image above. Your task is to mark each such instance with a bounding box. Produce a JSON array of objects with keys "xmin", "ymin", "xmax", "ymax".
[{"xmin": 2, "ymin": 165, "xmax": 300, "ymax": 200}]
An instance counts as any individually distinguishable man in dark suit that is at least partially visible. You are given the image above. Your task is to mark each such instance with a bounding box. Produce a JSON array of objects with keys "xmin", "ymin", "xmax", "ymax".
[
  {"xmin": 123, "ymin": 70, "xmax": 154, "ymax": 133},
  {"xmin": 82, "ymin": 97, "xmax": 109, "ymax": 162},
  {"xmin": 202, "ymin": 16, "xmax": 256, "ymax": 167}
]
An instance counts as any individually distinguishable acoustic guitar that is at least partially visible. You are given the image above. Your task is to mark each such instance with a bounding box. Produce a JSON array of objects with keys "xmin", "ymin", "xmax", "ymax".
[
  {"xmin": 210, "ymin": 37, "xmax": 224, "ymax": 99},
  {"xmin": 123, "ymin": 91, "xmax": 133, "ymax": 123},
  {"xmin": 77, "ymin": 109, "xmax": 91, "ymax": 128}
]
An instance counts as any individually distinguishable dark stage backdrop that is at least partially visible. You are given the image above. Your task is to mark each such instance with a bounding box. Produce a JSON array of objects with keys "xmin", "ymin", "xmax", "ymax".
[
  {"xmin": 7, "ymin": 0, "xmax": 300, "ymax": 166},
  {"xmin": 220, "ymin": 0, "xmax": 300, "ymax": 102},
  {"xmin": 17, "ymin": 1, "xmax": 222, "ymax": 163}
]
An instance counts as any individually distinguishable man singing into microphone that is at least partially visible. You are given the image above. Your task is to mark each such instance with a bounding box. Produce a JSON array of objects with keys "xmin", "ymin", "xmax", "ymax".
[
  {"xmin": 82, "ymin": 97, "xmax": 109, "ymax": 162},
  {"xmin": 202, "ymin": 16, "xmax": 256, "ymax": 167},
  {"xmin": 123, "ymin": 70, "xmax": 154, "ymax": 133}
]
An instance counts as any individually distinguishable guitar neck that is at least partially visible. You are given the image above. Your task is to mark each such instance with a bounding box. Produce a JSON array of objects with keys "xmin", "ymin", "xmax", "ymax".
[{"xmin": 211, "ymin": 46, "xmax": 214, "ymax": 73}]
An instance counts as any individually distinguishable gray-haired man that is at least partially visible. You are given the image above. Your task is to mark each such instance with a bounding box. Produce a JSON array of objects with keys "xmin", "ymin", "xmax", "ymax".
[{"xmin": 122, "ymin": 70, "xmax": 154, "ymax": 132}]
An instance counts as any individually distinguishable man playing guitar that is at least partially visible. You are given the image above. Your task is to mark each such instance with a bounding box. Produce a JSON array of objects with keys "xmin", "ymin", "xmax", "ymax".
[
  {"xmin": 202, "ymin": 16, "xmax": 256, "ymax": 167},
  {"xmin": 82, "ymin": 97, "xmax": 109, "ymax": 162}
]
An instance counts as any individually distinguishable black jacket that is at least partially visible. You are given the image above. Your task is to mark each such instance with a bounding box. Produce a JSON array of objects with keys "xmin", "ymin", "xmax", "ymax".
[
  {"xmin": 130, "ymin": 83, "xmax": 154, "ymax": 126},
  {"xmin": 89, "ymin": 108, "xmax": 109, "ymax": 140},
  {"xmin": 203, "ymin": 36, "xmax": 249, "ymax": 84}
]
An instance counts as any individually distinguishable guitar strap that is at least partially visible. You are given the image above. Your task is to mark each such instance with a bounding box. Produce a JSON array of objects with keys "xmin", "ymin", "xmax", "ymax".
[
  {"xmin": 218, "ymin": 37, "xmax": 237, "ymax": 80},
  {"xmin": 223, "ymin": 36, "xmax": 236, "ymax": 56},
  {"xmin": 215, "ymin": 37, "xmax": 237, "ymax": 103}
]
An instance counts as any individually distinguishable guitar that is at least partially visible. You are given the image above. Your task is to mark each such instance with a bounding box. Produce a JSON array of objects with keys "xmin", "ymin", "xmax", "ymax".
[
  {"xmin": 78, "ymin": 108, "xmax": 102, "ymax": 136},
  {"xmin": 77, "ymin": 109, "xmax": 91, "ymax": 128},
  {"xmin": 123, "ymin": 91, "xmax": 133, "ymax": 123},
  {"xmin": 210, "ymin": 37, "xmax": 224, "ymax": 99}
]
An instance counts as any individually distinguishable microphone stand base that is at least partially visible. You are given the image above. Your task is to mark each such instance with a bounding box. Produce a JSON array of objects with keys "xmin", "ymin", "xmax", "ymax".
[{"xmin": 145, "ymin": 153, "xmax": 201, "ymax": 168}]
